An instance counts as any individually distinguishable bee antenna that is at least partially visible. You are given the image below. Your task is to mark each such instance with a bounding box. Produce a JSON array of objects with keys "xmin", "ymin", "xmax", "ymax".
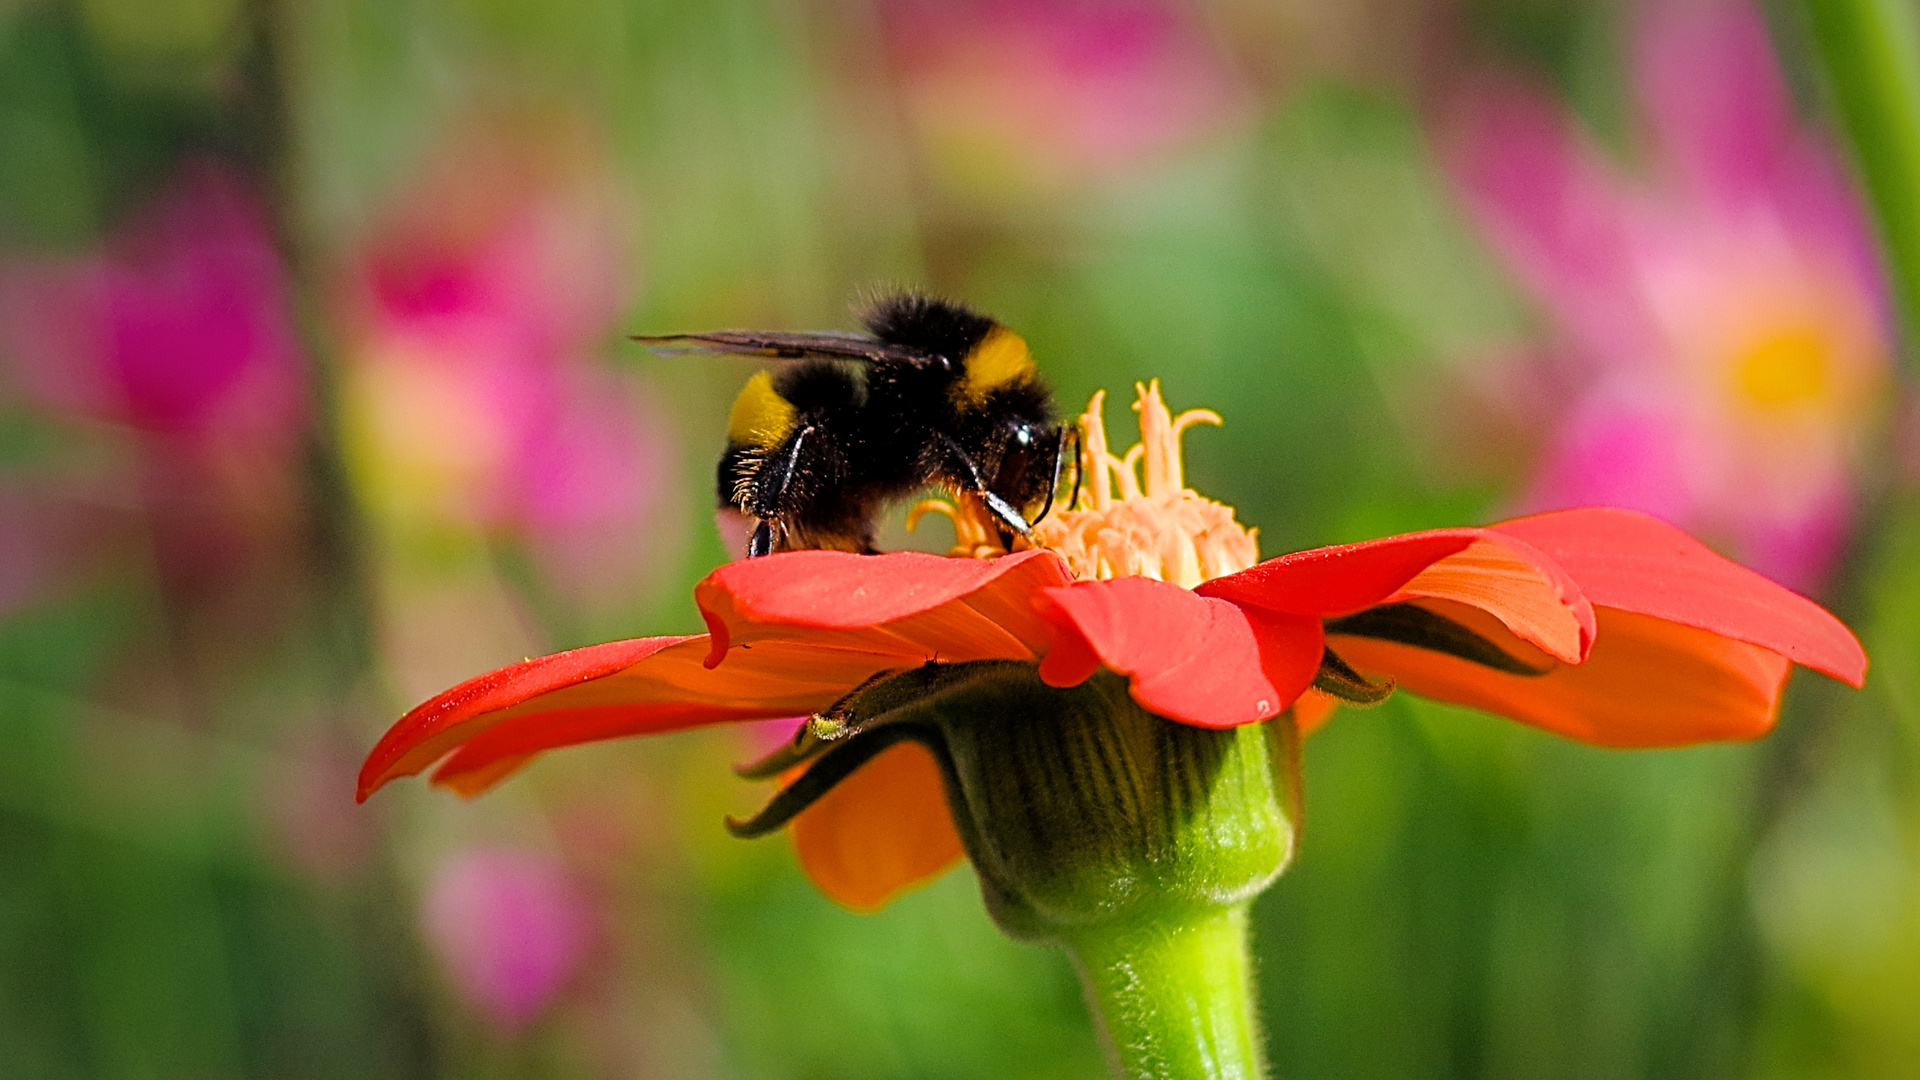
[
  {"xmin": 1033, "ymin": 425, "xmax": 1079, "ymax": 526},
  {"xmin": 1067, "ymin": 425, "xmax": 1083, "ymax": 510},
  {"xmin": 1030, "ymin": 427, "xmax": 1063, "ymax": 526}
]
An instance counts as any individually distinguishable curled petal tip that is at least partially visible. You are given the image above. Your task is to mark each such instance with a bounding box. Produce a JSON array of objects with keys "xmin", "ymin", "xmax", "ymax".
[
  {"xmin": 700, "ymin": 608, "xmax": 731, "ymax": 668},
  {"xmin": 356, "ymin": 763, "xmax": 393, "ymax": 803}
]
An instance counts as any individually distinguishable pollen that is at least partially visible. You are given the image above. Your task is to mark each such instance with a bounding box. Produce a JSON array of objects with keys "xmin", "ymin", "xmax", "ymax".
[{"xmin": 1033, "ymin": 381, "xmax": 1258, "ymax": 588}]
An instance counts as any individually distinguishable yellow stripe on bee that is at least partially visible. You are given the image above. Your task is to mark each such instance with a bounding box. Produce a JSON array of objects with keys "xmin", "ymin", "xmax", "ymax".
[
  {"xmin": 727, "ymin": 371, "xmax": 796, "ymax": 446},
  {"xmin": 958, "ymin": 327, "xmax": 1034, "ymax": 403}
]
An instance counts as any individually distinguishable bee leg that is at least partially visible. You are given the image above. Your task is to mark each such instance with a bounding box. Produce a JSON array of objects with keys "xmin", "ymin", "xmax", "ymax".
[
  {"xmin": 745, "ymin": 425, "xmax": 814, "ymax": 557},
  {"xmin": 748, "ymin": 519, "xmax": 776, "ymax": 558},
  {"xmin": 936, "ymin": 432, "xmax": 1033, "ymax": 539},
  {"xmin": 983, "ymin": 491, "xmax": 1032, "ymax": 539}
]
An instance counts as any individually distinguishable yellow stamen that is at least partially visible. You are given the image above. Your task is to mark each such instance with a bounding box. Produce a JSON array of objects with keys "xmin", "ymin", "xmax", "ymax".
[
  {"xmin": 1137, "ymin": 381, "xmax": 1174, "ymax": 496},
  {"xmin": 1113, "ymin": 445, "xmax": 1146, "ymax": 501},
  {"xmin": 1081, "ymin": 389, "xmax": 1113, "ymax": 508},
  {"xmin": 1035, "ymin": 381, "xmax": 1258, "ymax": 588}
]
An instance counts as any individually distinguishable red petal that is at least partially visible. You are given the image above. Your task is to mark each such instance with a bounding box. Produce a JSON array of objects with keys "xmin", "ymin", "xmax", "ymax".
[
  {"xmin": 698, "ymin": 548, "xmax": 1072, "ymax": 666},
  {"xmin": 360, "ymin": 637, "xmax": 692, "ymax": 801},
  {"xmin": 1037, "ymin": 576, "xmax": 1323, "ymax": 728},
  {"xmin": 1199, "ymin": 527, "xmax": 1593, "ymax": 661},
  {"xmin": 1196, "ymin": 530, "xmax": 1478, "ymax": 616},
  {"xmin": 360, "ymin": 635, "xmax": 925, "ymax": 800},
  {"xmin": 1386, "ymin": 536, "xmax": 1594, "ymax": 662},
  {"xmin": 1332, "ymin": 605, "xmax": 1792, "ymax": 747},
  {"xmin": 1490, "ymin": 508, "xmax": 1866, "ymax": 685}
]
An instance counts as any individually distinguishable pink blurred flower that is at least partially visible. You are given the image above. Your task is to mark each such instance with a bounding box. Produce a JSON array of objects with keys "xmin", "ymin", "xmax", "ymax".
[
  {"xmin": 343, "ymin": 119, "xmax": 680, "ymax": 602},
  {"xmin": 0, "ymin": 160, "xmax": 307, "ymax": 614},
  {"xmin": 0, "ymin": 158, "xmax": 304, "ymax": 445},
  {"xmin": 1446, "ymin": 0, "xmax": 1890, "ymax": 592},
  {"xmin": 883, "ymin": 0, "xmax": 1241, "ymax": 196},
  {"xmin": 422, "ymin": 847, "xmax": 593, "ymax": 1032},
  {"xmin": 356, "ymin": 126, "xmax": 625, "ymax": 378}
]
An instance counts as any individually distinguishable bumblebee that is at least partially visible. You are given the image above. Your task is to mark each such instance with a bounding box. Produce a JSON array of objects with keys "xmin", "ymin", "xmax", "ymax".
[{"xmin": 637, "ymin": 291, "xmax": 1069, "ymax": 557}]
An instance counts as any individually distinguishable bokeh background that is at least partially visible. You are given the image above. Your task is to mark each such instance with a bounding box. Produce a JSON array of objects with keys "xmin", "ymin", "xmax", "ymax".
[{"xmin": 1, "ymin": 0, "xmax": 1915, "ymax": 1076}]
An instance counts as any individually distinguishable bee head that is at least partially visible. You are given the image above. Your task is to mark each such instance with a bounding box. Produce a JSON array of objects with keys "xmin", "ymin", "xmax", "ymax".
[{"xmin": 990, "ymin": 418, "xmax": 1068, "ymax": 526}]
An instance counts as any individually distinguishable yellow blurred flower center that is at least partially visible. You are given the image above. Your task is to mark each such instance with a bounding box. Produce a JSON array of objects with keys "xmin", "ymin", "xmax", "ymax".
[{"xmin": 1733, "ymin": 324, "xmax": 1832, "ymax": 410}]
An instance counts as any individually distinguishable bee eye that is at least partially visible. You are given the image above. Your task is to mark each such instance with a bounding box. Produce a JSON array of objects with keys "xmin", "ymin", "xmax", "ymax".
[{"xmin": 1013, "ymin": 426, "xmax": 1034, "ymax": 447}]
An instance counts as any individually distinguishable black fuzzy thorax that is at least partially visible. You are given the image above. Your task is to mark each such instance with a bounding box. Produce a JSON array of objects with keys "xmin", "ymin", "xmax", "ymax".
[
  {"xmin": 860, "ymin": 293, "xmax": 1056, "ymax": 493},
  {"xmin": 860, "ymin": 292, "xmax": 997, "ymax": 365}
]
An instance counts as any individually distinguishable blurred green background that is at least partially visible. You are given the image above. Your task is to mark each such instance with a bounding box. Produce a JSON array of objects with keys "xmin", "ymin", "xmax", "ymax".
[{"xmin": 0, "ymin": 0, "xmax": 1915, "ymax": 1076}]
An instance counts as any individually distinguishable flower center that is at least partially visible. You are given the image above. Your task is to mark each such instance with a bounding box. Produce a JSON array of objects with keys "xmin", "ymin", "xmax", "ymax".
[
  {"xmin": 1034, "ymin": 380, "xmax": 1257, "ymax": 587},
  {"xmin": 908, "ymin": 380, "xmax": 1258, "ymax": 586},
  {"xmin": 1732, "ymin": 323, "xmax": 1832, "ymax": 411}
]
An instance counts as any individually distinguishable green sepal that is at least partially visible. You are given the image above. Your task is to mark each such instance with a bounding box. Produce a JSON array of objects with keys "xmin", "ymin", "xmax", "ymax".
[
  {"xmin": 732, "ymin": 666, "xmax": 928, "ymax": 779},
  {"xmin": 1312, "ymin": 645, "xmax": 1395, "ymax": 704},
  {"xmin": 732, "ymin": 718, "xmax": 837, "ymax": 780},
  {"xmin": 725, "ymin": 722, "xmax": 934, "ymax": 837},
  {"xmin": 728, "ymin": 661, "xmax": 1036, "ymax": 829}
]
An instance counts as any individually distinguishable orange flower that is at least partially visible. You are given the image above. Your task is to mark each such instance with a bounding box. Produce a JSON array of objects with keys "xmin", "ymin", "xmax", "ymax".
[{"xmin": 360, "ymin": 383, "xmax": 1865, "ymax": 911}]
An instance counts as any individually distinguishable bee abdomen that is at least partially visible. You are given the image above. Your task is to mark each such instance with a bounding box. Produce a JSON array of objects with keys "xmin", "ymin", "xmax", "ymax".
[{"xmin": 726, "ymin": 372, "xmax": 797, "ymax": 448}]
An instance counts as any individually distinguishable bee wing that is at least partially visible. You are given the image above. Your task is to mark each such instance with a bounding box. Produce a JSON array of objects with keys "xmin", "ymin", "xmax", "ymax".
[{"xmin": 632, "ymin": 330, "xmax": 941, "ymax": 366}]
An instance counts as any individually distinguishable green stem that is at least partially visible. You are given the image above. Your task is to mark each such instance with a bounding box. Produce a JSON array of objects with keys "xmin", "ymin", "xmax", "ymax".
[
  {"xmin": 818, "ymin": 667, "xmax": 1296, "ymax": 1077},
  {"xmin": 1797, "ymin": 0, "xmax": 1920, "ymax": 341},
  {"xmin": 1064, "ymin": 905, "xmax": 1265, "ymax": 1080}
]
